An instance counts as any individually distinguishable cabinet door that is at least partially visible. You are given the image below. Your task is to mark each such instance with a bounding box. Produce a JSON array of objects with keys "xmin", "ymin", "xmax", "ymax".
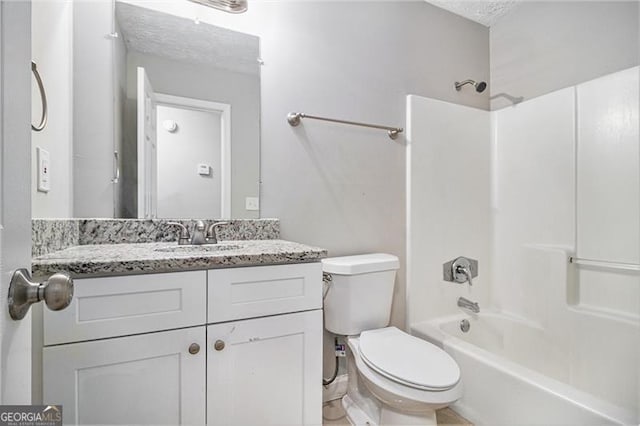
[
  {"xmin": 207, "ymin": 310, "xmax": 322, "ymax": 426},
  {"xmin": 43, "ymin": 327, "xmax": 206, "ymax": 425}
]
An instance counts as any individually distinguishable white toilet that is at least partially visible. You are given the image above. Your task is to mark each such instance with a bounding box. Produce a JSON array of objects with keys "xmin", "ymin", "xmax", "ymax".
[{"xmin": 322, "ymin": 254, "xmax": 462, "ymax": 426}]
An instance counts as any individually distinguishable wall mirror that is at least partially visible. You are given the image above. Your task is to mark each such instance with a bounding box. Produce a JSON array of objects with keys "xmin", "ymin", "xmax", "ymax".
[{"xmin": 31, "ymin": 0, "xmax": 261, "ymax": 220}]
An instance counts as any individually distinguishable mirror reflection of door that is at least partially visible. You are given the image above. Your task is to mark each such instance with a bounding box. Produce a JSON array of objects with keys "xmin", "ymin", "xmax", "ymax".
[
  {"xmin": 156, "ymin": 104, "xmax": 227, "ymax": 219},
  {"xmin": 136, "ymin": 69, "xmax": 231, "ymax": 220},
  {"xmin": 136, "ymin": 67, "xmax": 158, "ymax": 219}
]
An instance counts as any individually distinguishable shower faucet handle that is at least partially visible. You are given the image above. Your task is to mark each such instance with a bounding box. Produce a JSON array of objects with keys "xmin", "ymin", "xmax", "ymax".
[{"xmin": 443, "ymin": 256, "xmax": 478, "ymax": 285}]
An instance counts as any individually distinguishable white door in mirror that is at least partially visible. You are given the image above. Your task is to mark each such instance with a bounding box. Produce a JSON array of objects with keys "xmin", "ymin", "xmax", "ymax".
[{"xmin": 37, "ymin": 146, "xmax": 50, "ymax": 193}]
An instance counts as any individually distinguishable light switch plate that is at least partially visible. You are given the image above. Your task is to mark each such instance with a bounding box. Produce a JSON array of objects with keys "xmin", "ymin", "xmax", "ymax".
[
  {"xmin": 197, "ymin": 164, "xmax": 211, "ymax": 176},
  {"xmin": 245, "ymin": 197, "xmax": 259, "ymax": 211},
  {"xmin": 37, "ymin": 147, "xmax": 50, "ymax": 193}
]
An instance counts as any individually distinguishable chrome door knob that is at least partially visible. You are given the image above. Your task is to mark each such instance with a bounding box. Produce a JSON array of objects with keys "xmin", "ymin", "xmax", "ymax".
[
  {"xmin": 8, "ymin": 269, "xmax": 74, "ymax": 320},
  {"xmin": 214, "ymin": 340, "xmax": 225, "ymax": 351}
]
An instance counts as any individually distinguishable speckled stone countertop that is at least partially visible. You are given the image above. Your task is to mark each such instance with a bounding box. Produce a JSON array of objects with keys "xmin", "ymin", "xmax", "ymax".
[{"xmin": 32, "ymin": 240, "xmax": 327, "ymax": 278}]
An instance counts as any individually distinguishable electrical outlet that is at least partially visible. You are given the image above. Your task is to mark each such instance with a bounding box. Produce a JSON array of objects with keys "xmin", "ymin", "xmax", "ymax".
[{"xmin": 245, "ymin": 197, "xmax": 259, "ymax": 211}]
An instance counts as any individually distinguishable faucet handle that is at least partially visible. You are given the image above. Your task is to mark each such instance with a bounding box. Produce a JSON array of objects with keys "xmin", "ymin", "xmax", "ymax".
[
  {"xmin": 206, "ymin": 222, "xmax": 229, "ymax": 244},
  {"xmin": 167, "ymin": 222, "xmax": 190, "ymax": 245},
  {"xmin": 455, "ymin": 260, "xmax": 473, "ymax": 287},
  {"xmin": 443, "ymin": 256, "xmax": 478, "ymax": 285}
]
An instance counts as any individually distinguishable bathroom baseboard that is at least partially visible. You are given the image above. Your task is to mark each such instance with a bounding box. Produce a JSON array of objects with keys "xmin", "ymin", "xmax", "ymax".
[{"xmin": 323, "ymin": 374, "xmax": 348, "ymax": 402}]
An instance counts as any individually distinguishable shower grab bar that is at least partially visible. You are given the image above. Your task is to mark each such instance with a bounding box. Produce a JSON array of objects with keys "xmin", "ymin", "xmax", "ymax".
[
  {"xmin": 31, "ymin": 61, "xmax": 48, "ymax": 132},
  {"xmin": 287, "ymin": 112, "xmax": 403, "ymax": 140},
  {"xmin": 568, "ymin": 257, "xmax": 640, "ymax": 272}
]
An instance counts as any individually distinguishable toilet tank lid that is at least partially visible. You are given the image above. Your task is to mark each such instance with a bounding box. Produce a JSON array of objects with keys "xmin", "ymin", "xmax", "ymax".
[{"xmin": 322, "ymin": 253, "xmax": 399, "ymax": 275}]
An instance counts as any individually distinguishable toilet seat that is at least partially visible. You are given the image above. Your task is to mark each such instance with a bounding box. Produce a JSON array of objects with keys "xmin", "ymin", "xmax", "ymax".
[
  {"xmin": 358, "ymin": 327, "xmax": 460, "ymax": 391},
  {"xmin": 347, "ymin": 335, "xmax": 463, "ymax": 408}
]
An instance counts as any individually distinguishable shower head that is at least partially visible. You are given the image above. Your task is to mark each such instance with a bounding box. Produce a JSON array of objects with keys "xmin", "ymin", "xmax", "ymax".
[
  {"xmin": 188, "ymin": 0, "xmax": 248, "ymax": 14},
  {"xmin": 455, "ymin": 79, "xmax": 487, "ymax": 93}
]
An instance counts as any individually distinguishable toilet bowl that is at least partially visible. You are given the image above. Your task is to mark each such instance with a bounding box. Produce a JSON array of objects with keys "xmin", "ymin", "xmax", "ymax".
[
  {"xmin": 322, "ymin": 254, "xmax": 463, "ymax": 425},
  {"xmin": 344, "ymin": 327, "xmax": 462, "ymax": 425}
]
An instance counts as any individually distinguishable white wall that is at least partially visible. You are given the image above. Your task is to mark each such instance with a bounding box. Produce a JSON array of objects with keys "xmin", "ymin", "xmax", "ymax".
[
  {"xmin": 406, "ymin": 96, "xmax": 491, "ymax": 325},
  {"xmin": 31, "ymin": 0, "xmax": 73, "ymax": 218},
  {"xmin": 490, "ymin": 1, "xmax": 639, "ymax": 110},
  {"xmin": 124, "ymin": 52, "xmax": 260, "ymax": 219},
  {"xmin": 73, "ymin": 1, "xmax": 115, "ymax": 217},
  {"xmin": 156, "ymin": 105, "xmax": 222, "ymax": 219},
  {"xmin": 255, "ymin": 1, "xmax": 489, "ymax": 331}
]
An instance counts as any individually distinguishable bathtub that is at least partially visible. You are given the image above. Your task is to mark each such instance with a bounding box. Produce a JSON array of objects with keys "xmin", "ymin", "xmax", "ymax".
[{"xmin": 412, "ymin": 312, "xmax": 638, "ymax": 425}]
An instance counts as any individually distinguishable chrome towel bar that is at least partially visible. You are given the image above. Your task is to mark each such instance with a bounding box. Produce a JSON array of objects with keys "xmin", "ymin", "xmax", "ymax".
[
  {"xmin": 31, "ymin": 61, "xmax": 48, "ymax": 132},
  {"xmin": 569, "ymin": 257, "xmax": 640, "ymax": 272},
  {"xmin": 287, "ymin": 112, "xmax": 403, "ymax": 140}
]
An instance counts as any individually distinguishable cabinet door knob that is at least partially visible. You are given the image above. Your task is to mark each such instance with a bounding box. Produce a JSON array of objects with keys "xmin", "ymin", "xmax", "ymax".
[
  {"xmin": 188, "ymin": 343, "xmax": 200, "ymax": 355},
  {"xmin": 214, "ymin": 340, "xmax": 225, "ymax": 351}
]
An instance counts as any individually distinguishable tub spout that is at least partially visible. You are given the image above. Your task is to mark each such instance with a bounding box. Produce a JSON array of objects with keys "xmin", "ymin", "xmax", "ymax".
[{"xmin": 457, "ymin": 297, "xmax": 480, "ymax": 314}]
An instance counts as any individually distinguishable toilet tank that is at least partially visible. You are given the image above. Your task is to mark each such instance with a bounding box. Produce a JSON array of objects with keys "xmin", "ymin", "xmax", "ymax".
[{"xmin": 322, "ymin": 253, "xmax": 399, "ymax": 336}]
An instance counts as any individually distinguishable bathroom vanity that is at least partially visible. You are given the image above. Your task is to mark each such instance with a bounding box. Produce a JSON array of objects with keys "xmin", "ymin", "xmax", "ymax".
[{"xmin": 32, "ymin": 219, "xmax": 326, "ymax": 426}]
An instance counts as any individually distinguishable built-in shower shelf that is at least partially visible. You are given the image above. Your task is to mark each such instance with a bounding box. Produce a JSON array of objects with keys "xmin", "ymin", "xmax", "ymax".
[{"xmin": 568, "ymin": 257, "xmax": 640, "ymax": 272}]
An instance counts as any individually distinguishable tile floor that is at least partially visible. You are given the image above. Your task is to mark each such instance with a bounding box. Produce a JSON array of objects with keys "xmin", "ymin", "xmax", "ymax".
[{"xmin": 323, "ymin": 399, "xmax": 473, "ymax": 425}]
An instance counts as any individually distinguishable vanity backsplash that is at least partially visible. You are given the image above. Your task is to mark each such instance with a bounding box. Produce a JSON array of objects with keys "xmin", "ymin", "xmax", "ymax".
[{"xmin": 32, "ymin": 218, "xmax": 280, "ymax": 257}]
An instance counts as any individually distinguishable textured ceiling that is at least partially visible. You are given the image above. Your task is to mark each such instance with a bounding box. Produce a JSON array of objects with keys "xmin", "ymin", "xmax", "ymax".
[
  {"xmin": 425, "ymin": 0, "xmax": 521, "ymax": 27},
  {"xmin": 116, "ymin": 2, "xmax": 260, "ymax": 75}
]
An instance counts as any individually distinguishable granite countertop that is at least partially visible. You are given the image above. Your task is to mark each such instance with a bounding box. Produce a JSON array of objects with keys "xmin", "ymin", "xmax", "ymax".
[{"xmin": 32, "ymin": 240, "xmax": 328, "ymax": 278}]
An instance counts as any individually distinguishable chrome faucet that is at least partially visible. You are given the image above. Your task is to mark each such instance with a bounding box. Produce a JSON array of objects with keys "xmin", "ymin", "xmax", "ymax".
[
  {"xmin": 457, "ymin": 297, "xmax": 480, "ymax": 314},
  {"xmin": 190, "ymin": 220, "xmax": 208, "ymax": 245},
  {"xmin": 167, "ymin": 221, "xmax": 229, "ymax": 245}
]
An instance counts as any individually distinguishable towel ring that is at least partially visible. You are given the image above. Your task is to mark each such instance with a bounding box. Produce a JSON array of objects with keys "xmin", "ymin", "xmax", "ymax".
[{"xmin": 31, "ymin": 61, "xmax": 48, "ymax": 132}]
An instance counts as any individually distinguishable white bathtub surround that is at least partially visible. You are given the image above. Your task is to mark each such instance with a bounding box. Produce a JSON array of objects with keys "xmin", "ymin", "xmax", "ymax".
[
  {"xmin": 405, "ymin": 95, "xmax": 491, "ymax": 324},
  {"xmin": 491, "ymin": 87, "xmax": 576, "ymax": 319},
  {"xmin": 406, "ymin": 66, "xmax": 639, "ymax": 425},
  {"xmin": 575, "ymin": 68, "xmax": 640, "ymax": 317},
  {"xmin": 413, "ymin": 312, "xmax": 637, "ymax": 425}
]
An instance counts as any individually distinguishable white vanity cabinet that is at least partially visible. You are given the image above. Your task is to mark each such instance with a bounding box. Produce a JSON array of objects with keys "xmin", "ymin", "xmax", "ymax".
[
  {"xmin": 207, "ymin": 310, "xmax": 322, "ymax": 426},
  {"xmin": 42, "ymin": 263, "xmax": 323, "ymax": 426},
  {"xmin": 43, "ymin": 327, "xmax": 206, "ymax": 425}
]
